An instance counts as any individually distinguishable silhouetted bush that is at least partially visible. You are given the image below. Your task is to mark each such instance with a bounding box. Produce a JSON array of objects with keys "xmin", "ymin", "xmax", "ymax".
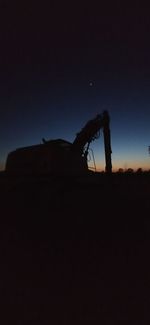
[
  {"xmin": 136, "ymin": 168, "xmax": 143, "ymax": 174},
  {"xmin": 118, "ymin": 168, "xmax": 124, "ymax": 173},
  {"xmin": 125, "ymin": 168, "xmax": 134, "ymax": 174}
]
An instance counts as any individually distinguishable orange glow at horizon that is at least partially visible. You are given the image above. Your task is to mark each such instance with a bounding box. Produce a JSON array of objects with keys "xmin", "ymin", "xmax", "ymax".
[{"xmin": 92, "ymin": 159, "xmax": 150, "ymax": 172}]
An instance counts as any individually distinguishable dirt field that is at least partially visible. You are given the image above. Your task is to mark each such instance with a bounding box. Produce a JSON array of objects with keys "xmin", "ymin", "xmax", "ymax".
[{"xmin": 0, "ymin": 172, "xmax": 150, "ymax": 324}]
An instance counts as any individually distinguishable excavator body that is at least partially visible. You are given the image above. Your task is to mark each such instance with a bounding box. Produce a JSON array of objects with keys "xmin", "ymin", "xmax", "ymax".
[
  {"xmin": 5, "ymin": 111, "xmax": 112, "ymax": 175},
  {"xmin": 6, "ymin": 139, "xmax": 88, "ymax": 175}
]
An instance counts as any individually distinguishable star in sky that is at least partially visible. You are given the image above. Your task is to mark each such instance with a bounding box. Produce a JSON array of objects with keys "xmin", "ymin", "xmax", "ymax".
[{"xmin": 89, "ymin": 82, "xmax": 94, "ymax": 87}]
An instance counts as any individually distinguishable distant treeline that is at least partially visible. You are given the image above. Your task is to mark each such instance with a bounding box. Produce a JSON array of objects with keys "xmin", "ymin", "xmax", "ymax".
[{"xmin": 116, "ymin": 168, "xmax": 150, "ymax": 174}]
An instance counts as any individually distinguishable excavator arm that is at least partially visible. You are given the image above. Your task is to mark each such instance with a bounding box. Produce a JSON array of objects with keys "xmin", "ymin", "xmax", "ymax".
[{"xmin": 72, "ymin": 110, "xmax": 112, "ymax": 173}]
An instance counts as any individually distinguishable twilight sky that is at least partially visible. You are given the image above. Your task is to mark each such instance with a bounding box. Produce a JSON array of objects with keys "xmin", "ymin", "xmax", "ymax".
[{"xmin": 0, "ymin": 2, "xmax": 150, "ymax": 171}]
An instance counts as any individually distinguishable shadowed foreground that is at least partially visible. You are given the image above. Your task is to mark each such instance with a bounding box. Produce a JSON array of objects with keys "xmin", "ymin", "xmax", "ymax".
[{"xmin": 0, "ymin": 173, "xmax": 150, "ymax": 324}]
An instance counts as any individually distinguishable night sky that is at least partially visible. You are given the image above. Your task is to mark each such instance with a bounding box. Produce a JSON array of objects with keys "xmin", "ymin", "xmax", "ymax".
[{"xmin": 0, "ymin": 2, "xmax": 150, "ymax": 171}]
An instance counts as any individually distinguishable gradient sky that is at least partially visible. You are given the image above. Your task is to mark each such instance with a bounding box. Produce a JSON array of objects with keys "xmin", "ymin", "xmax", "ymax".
[{"xmin": 0, "ymin": 2, "xmax": 150, "ymax": 171}]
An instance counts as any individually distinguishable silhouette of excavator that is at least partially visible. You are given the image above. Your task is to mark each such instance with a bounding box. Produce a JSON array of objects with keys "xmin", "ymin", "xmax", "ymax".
[{"xmin": 6, "ymin": 110, "xmax": 112, "ymax": 175}]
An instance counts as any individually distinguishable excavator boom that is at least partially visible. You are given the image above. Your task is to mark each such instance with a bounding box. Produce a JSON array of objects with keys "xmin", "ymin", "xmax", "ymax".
[
  {"xmin": 72, "ymin": 110, "xmax": 112, "ymax": 173},
  {"xmin": 73, "ymin": 114, "xmax": 103, "ymax": 152}
]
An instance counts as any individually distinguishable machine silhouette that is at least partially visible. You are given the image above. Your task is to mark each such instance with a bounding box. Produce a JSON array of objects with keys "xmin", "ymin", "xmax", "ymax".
[{"xmin": 6, "ymin": 110, "xmax": 112, "ymax": 175}]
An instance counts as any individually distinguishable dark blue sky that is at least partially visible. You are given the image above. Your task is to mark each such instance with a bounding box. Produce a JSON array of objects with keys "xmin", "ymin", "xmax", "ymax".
[{"xmin": 0, "ymin": 2, "xmax": 150, "ymax": 171}]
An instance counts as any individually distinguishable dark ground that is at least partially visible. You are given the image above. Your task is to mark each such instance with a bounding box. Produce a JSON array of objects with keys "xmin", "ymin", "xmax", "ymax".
[{"xmin": 0, "ymin": 172, "xmax": 150, "ymax": 324}]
